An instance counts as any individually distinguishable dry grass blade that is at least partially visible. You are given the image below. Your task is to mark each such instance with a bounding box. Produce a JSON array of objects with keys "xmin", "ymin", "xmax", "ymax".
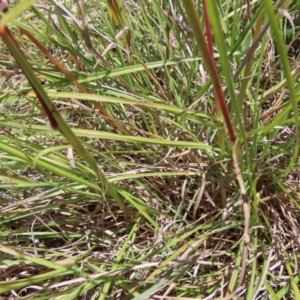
[{"xmin": 220, "ymin": 139, "xmax": 250, "ymax": 300}]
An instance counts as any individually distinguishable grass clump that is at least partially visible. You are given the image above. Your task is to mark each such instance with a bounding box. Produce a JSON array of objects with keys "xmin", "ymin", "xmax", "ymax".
[{"xmin": 0, "ymin": 0, "xmax": 300, "ymax": 299}]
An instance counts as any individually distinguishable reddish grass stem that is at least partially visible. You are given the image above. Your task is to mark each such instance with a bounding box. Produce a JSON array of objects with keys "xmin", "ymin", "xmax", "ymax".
[{"xmin": 0, "ymin": 23, "xmax": 59, "ymax": 130}]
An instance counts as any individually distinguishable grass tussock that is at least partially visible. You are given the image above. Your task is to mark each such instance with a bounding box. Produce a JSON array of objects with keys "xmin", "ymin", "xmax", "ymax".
[{"xmin": 0, "ymin": 0, "xmax": 300, "ymax": 299}]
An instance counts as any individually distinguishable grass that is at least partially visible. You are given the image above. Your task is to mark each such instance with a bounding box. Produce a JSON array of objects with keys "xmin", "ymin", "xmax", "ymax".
[{"xmin": 0, "ymin": 0, "xmax": 300, "ymax": 299}]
